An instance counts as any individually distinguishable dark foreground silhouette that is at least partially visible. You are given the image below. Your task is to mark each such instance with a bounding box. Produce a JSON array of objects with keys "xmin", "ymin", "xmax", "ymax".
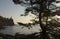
[{"xmin": 0, "ymin": 32, "xmax": 60, "ymax": 39}]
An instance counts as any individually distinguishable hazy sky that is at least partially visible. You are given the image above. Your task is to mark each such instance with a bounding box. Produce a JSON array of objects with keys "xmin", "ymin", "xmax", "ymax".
[
  {"xmin": 0, "ymin": 0, "xmax": 36, "ymax": 24},
  {"xmin": 0, "ymin": 0, "xmax": 60, "ymax": 24}
]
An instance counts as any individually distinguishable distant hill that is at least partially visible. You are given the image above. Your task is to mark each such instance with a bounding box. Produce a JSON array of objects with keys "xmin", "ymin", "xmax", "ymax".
[{"xmin": 0, "ymin": 16, "xmax": 14, "ymax": 26}]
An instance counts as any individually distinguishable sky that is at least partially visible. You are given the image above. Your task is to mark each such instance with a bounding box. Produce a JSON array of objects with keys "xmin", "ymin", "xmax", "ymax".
[
  {"xmin": 0, "ymin": 0, "xmax": 36, "ymax": 24},
  {"xmin": 0, "ymin": 0, "xmax": 60, "ymax": 24}
]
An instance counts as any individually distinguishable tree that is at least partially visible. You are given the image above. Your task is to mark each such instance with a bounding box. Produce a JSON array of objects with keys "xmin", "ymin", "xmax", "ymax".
[{"xmin": 12, "ymin": 0, "xmax": 60, "ymax": 39}]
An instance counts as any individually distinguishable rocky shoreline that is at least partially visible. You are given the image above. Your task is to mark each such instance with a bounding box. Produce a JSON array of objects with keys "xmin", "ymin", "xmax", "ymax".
[
  {"xmin": 0, "ymin": 32, "xmax": 60, "ymax": 39},
  {"xmin": 0, "ymin": 32, "xmax": 40, "ymax": 39}
]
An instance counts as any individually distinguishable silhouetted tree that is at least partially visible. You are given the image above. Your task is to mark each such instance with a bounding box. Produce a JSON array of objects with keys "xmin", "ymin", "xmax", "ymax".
[{"xmin": 12, "ymin": 0, "xmax": 60, "ymax": 39}]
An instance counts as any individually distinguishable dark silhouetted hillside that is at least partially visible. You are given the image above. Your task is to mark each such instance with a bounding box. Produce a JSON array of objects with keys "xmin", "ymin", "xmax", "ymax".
[{"xmin": 0, "ymin": 16, "xmax": 14, "ymax": 26}]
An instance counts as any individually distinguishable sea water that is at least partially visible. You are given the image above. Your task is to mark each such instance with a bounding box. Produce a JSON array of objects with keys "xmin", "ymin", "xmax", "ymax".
[{"xmin": 0, "ymin": 24, "xmax": 41, "ymax": 35}]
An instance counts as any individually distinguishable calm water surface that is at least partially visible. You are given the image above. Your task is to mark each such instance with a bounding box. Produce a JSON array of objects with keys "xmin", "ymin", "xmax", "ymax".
[{"xmin": 0, "ymin": 24, "xmax": 41, "ymax": 35}]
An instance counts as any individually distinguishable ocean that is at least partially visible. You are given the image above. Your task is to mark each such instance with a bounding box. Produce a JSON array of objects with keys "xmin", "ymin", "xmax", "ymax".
[{"xmin": 0, "ymin": 24, "xmax": 41, "ymax": 35}]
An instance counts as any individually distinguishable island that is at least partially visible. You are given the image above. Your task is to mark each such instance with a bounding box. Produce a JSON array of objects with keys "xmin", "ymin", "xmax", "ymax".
[{"xmin": 0, "ymin": 16, "xmax": 14, "ymax": 26}]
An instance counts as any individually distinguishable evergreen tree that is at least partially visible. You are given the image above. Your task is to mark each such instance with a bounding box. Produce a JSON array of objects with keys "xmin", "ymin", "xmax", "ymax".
[{"xmin": 12, "ymin": 0, "xmax": 60, "ymax": 39}]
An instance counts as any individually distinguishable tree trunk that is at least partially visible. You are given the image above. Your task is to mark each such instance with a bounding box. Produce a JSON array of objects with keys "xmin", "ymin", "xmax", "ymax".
[
  {"xmin": 39, "ymin": 12, "xmax": 46, "ymax": 39},
  {"xmin": 39, "ymin": 12, "xmax": 50, "ymax": 39}
]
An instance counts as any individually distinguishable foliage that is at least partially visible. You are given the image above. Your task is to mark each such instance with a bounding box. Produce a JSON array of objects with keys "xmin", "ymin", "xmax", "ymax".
[{"xmin": 12, "ymin": 0, "xmax": 60, "ymax": 39}]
